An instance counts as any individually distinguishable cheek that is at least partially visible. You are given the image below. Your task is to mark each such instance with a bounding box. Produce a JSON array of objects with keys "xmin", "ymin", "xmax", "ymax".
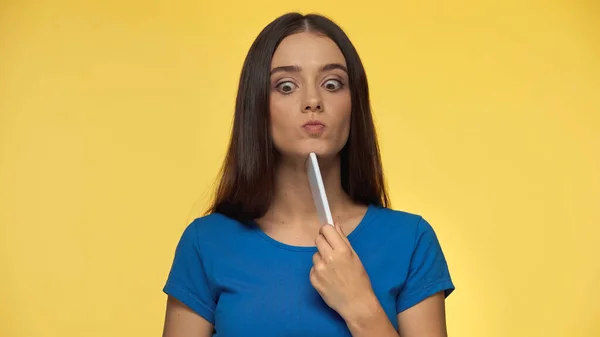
[
  {"xmin": 338, "ymin": 115, "xmax": 351, "ymax": 147},
  {"xmin": 269, "ymin": 97, "xmax": 287, "ymax": 129},
  {"xmin": 331, "ymin": 94, "xmax": 352, "ymax": 136},
  {"xmin": 269, "ymin": 96, "xmax": 297, "ymax": 144}
]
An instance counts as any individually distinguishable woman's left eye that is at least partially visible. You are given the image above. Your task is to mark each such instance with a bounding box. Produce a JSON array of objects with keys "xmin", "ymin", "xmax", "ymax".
[{"xmin": 323, "ymin": 79, "xmax": 344, "ymax": 91}]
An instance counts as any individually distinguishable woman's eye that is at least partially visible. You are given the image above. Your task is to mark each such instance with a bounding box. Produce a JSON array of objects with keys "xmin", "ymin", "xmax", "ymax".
[
  {"xmin": 323, "ymin": 79, "xmax": 344, "ymax": 91},
  {"xmin": 276, "ymin": 81, "xmax": 297, "ymax": 94}
]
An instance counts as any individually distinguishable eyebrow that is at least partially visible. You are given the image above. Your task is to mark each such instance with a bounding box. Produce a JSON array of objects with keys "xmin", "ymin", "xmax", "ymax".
[{"xmin": 270, "ymin": 63, "xmax": 348, "ymax": 75}]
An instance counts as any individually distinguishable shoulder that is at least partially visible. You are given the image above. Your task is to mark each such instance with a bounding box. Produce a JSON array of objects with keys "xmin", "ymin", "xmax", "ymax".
[
  {"xmin": 188, "ymin": 212, "xmax": 245, "ymax": 234},
  {"xmin": 370, "ymin": 205, "xmax": 429, "ymax": 231},
  {"xmin": 177, "ymin": 212, "xmax": 250, "ymax": 251},
  {"xmin": 367, "ymin": 205, "xmax": 438, "ymax": 244},
  {"xmin": 372, "ymin": 205, "xmax": 421, "ymax": 224}
]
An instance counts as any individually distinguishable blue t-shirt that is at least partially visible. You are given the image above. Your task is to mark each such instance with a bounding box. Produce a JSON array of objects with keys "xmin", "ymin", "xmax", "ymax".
[{"xmin": 163, "ymin": 204, "xmax": 454, "ymax": 336}]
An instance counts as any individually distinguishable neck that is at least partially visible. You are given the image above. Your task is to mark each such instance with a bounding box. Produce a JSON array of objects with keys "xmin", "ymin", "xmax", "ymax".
[{"xmin": 265, "ymin": 154, "xmax": 353, "ymax": 227}]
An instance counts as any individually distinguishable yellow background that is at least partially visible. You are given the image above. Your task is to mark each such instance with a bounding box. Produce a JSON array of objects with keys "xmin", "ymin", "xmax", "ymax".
[{"xmin": 1, "ymin": 0, "xmax": 598, "ymax": 336}]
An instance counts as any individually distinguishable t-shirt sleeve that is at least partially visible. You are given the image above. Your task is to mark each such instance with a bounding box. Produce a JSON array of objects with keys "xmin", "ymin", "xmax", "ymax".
[
  {"xmin": 396, "ymin": 216, "xmax": 455, "ymax": 313},
  {"xmin": 163, "ymin": 221, "xmax": 217, "ymax": 323}
]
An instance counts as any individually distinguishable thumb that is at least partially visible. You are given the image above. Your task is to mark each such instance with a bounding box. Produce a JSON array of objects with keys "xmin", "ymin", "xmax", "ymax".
[
  {"xmin": 333, "ymin": 222, "xmax": 344, "ymax": 235},
  {"xmin": 334, "ymin": 222, "xmax": 352, "ymax": 246}
]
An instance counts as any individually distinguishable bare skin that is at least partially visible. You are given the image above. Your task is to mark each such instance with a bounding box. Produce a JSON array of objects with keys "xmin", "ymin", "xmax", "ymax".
[{"xmin": 162, "ymin": 31, "xmax": 448, "ymax": 337}]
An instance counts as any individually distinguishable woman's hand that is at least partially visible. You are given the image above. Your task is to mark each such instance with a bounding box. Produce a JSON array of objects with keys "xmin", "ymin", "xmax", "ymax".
[{"xmin": 310, "ymin": 223, "xmax": 378, "ymax": 321}]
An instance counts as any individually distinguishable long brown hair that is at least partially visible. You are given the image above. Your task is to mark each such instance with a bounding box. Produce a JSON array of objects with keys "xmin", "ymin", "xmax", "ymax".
[{"xmin": 207, "ymin": 12, "xmax": 390, "ymax": 222}]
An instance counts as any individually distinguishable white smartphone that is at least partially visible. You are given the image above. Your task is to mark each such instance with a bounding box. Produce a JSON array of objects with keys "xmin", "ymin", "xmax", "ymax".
[{"xmin": 306, "ymin": 152, "xmax": 334, "ymax": 226}]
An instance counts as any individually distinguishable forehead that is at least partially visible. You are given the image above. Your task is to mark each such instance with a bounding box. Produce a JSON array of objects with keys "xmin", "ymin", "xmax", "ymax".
[{"xmin": 271, "ymin": 32, "xmax": 347, "ymax": 68}]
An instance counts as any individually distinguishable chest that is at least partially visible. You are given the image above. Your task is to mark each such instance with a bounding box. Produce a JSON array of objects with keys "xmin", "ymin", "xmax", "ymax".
[{"xmin": 208, "ymin": 245, "xmax": 406, "ymax": 337}]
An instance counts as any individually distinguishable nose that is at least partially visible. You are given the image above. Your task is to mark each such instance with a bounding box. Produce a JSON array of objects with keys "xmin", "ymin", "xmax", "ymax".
[
  {"xmin": 303, "ymin": 102, "xmax": 323, "ymax": 112},
  {"xmin": 302, "ymin": 87, "xmax": 324, "ymax": 113}
]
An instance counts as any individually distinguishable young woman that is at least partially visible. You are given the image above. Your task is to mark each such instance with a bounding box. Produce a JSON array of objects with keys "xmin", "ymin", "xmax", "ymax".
[{"xmin": 162, "ymin": 12, "xmax": 454, "ymax": 337}]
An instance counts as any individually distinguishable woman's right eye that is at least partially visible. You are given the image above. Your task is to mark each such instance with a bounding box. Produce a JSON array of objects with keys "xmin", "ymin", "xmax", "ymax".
[{"xmin": 276, "ymin": 81, "xmax": 297, "ymax": 94}]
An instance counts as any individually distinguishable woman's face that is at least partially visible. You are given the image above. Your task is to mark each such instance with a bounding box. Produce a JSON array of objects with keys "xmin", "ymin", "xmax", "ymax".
[{"xmin": 269, "ymin": 32, "xmax": 351, "ymax": 161}]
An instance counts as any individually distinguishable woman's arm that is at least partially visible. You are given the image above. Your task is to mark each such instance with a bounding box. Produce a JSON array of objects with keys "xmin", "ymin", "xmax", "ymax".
[
  {"xmin": 397, "ymin": 291, "xmax": 448, "ymax": 337},
  {"xmin": 345, "ymin": 291, "xmax": 447, "ymax": 337},
  {"xmin": 162, "ymin": 296, "xmax": 214, "ymax": 337}
]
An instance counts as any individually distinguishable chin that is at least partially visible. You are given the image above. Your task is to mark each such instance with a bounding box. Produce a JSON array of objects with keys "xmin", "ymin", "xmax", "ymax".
[
  {"xmin": 299, "ymin": 144, "xmax": 341, "ymax": 160},
  {"xmin": 276, "ymin": 140, "xmax": 345, "ymax": 161}
]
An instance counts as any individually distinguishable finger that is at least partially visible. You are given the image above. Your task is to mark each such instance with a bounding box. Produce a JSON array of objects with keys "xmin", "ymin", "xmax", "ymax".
[
  {"xmin": 309, "ymin": 267, "xmax": 321, "ymax": 289},
  {"xmin": 311, "ymin": 253, "xmax": 326, "ymax": 279},
  {"xmin": 312, "ymin": 252, "xmax": 327, "ymax": 278},
  {"xmin": 315, "ymin": 233, "xmax": 333, "ymax": 258},
  {"xmin": 309, "ymin": 266, "xmax": 317, "ymax": 284},
  {"xmin": 312, "ymin": 251, "xmax": 321, "ymax": 265},
  {"xmin": 334, "ymin": 222, "xmax": 352, "ymax": 247},
  {"xmin": 319, "ymin": 224, "xmax": 348, "ymax": 251}
]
